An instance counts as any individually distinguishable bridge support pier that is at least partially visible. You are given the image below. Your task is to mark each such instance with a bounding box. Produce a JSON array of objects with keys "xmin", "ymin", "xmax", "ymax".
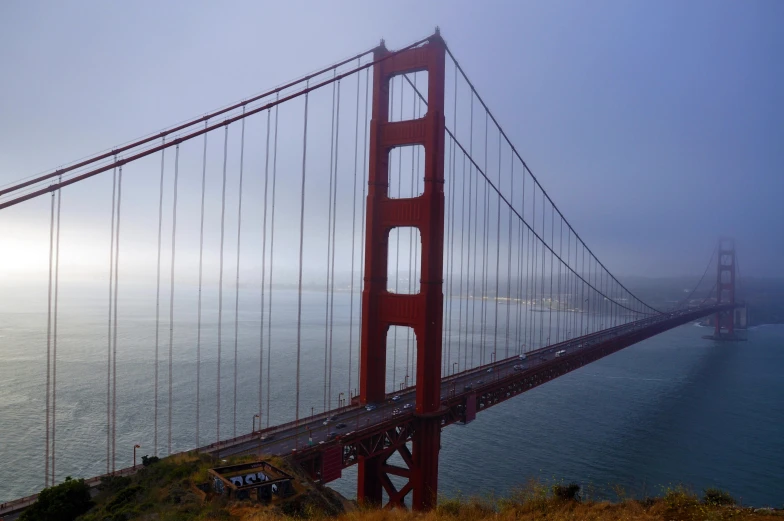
[{"xmin": 358, "ymin": 31, "xmax": 446, "ymax": 510}]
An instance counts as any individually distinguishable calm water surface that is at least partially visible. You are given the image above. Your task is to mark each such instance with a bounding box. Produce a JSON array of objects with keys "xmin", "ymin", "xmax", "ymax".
[{"xmin": 0, "ymin": 286, "xmax": 782, "ymax": 506}]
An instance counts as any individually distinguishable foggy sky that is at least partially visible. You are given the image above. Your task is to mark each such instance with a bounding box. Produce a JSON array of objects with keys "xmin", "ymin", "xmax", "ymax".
[{"xmin": 1, "ymin": 0, "xmax": 782, "ymax": 281}]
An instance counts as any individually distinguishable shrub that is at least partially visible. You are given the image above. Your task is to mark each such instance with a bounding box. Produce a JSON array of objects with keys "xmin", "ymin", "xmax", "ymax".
[
  {"xmin": 141, "ymin": 454, "xmax": 160, "ymax": 467},
  {"xmin": 552, "ymin": 482, "xmax": 581, "ymax": 501},
  {"xmin": 703, "ymin": 487, "xmax": 736, "ymax": 506},
  {"xmin": 20, "ymin": 477, "xmax": 93, "ymax": 521}
]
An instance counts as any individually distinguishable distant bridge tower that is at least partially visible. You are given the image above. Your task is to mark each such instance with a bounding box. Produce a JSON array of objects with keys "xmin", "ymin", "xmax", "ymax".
[
  {"xmin": 714, "ymin": 237, "xmax": 736, "ymax": 337},
  {"xmin": 359, "ymin": 31, "xmax": 446, "ymax": 510}
]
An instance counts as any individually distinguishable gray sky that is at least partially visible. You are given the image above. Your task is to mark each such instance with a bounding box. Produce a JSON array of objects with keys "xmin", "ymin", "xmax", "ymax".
[{"xmin": 1, "ymin": 0, "xmax": 782, "ymax": 282}]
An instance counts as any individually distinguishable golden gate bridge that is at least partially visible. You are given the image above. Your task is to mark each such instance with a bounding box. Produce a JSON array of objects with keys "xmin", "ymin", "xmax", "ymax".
[{"xmin": 0, "ymin": 30, "xmax": 740, "ymax": 513}]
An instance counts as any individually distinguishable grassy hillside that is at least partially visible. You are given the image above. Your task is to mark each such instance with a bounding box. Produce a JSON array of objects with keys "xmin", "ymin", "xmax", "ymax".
[{"xmin": 21, "ymin": 454, "xmax": 782, "ymax": 521}]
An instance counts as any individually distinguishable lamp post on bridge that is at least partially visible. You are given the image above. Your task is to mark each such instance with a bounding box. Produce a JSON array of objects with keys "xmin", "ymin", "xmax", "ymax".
[
  {"xmin": 338, "ymin": 392, "xmax": 345, "ymax": 410},
  {"xmin": 452, "ymin": 362, "xmax": 458, "ymax": 375},
  {"xmin": 252, "ymin": 413, "xmax": 260, "ymax": 432},
  {"xmin": 133, "ymin": 444, "xmax": 141, "ymax": 469}
]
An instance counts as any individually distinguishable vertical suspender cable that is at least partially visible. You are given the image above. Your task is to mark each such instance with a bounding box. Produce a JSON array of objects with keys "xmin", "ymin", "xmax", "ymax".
[
  {"xmin": 549, "ymin": 204, "xmax": 554, "ymax": 344},
  {"xmin": 457, "ymin": 142, "xmax": 467, "ymax": 370},
  {"xmin": 153, "ymin": 139, "xmax": 165, "ymax": 456},
  {"xmin": 112, "ymin": 166, "xmax": 122, "ymax": 472},
  {"xmin": 324, "ymin": 75, "xmax": 337, "ymax": 411},
  {"xmin": 348, "ymin": 60, "xmax": 361, "ymax": 398},
  {"xmin": 516, "ymin": 170, "xmax": 524, "ymax": 353},
  {"xmin": 295, "ymin": 84, "xmax": 310, "ymax": 425},
  {"xmin": 505, "ymin": 153, "xmax": 513, "ymax": 357},
  {"xmin": 393, "ymin": 77, "xmax": 402, "ymax": 388},
  {"xmin": 51, "ymin": 177, "xmax": 61, "ymax": 484},
  {"xmin": 480, "ymin": 112, "xmax": 489, "ymax": 364},
  {"xmin": 462, "ymin": 93, "xmax": 474, "ymax": 371},
  {"xmin": 233, "ymin": 109, "xmax": 246, "ymax": 438},
  {"xmin": 168, "ymin": 144, "xmax": 180, "ymax": 454},
  {"xmin": 446, "ymin": 68, "xmax": 457, "ymax": 372},
  {"xmin": 196, "ymin": 121, "xmax": 208, "ymax": 447},
  {"xmin": 469, "ymin": 94, "xmax": 478, "ymax": 369},
  {"xmin": 357, "ymin": 69, "xmax": 369, "ymax": 392},
  {"xmin": 493, "ymin": 133, "xmax": 501, "ymax": 360},
  {"xmin": 406, "ymin": 74, "xmax": 417, "ymax": 382},
  {"xmin": 259, "ymin": 108, "xmax": 271, "ymax": 427},
  {"xmin": 266, "ymin": 96, "xmax": 279, "ymax": 428},
  {"xmin": 328, "ymin": 80, "xmax": 341, "ymax": 404},
  {"xmin": 45, "ymin": 189, "xmax": 54, "ymax": 488},
  {"xmin": 106, "ymin": 165, "xmax": 117, "ymax": 473},
  {"xmin": 557, "ymin": 217, "xmax": 563, "ymax": 342},
  {"xmin": 530, "ymin": 184, "xmax": 537, "ymax": 349},
  {"xmin": 450, "ymin": 71, "xmax": 459, "ymax": 371},
  {"xmin": 540, "ymin": 192, "xmax": 546, "ymax": 345},
  {"xmin": 217, "ymin": 125, "xmax": 229, "ymax": 443}
]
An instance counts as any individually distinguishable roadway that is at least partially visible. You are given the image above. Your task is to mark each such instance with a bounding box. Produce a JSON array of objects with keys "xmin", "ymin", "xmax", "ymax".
[{"xmin": 210, "ymin": 309, "xmax": 700, "ymax": 460}]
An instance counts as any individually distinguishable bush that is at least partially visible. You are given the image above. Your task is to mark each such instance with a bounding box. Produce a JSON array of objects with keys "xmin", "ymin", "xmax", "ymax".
[
  {"xmin": 141, "ymin": 454, "xmax": 160, "ymax": 467},
  {"xmin": 97, "ymin": 475, "xmax": 132, "ymax": 494},
  {"xmin": 20, "ymin": 477, "xmax": 93, "ymax": 521},
  {"xmin": 703, "ymin": 487, "xmax": 736, "ymax": 506},
  {"xmin": 552, "ymin": 482, "xmax": 581, "ymax": 501}
]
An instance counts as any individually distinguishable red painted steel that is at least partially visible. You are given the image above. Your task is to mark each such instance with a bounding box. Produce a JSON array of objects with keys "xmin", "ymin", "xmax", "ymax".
[
  {"xmin": 358, "ymin": 29, "xmax": 446, "ymax": 510},
  {"xmin": 714, "ymin": 238, "xmax": 736, "ymax": 336},
  {"xmin": 321, "ymin": 445, "xmax": 343, "ymax": 482}
]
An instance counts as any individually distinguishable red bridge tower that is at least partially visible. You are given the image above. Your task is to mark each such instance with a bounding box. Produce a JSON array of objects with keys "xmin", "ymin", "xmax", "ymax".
[
  {"xmin": 359, "ymin": 31, "xmax": 446, "ymax": 510},
  {"xmin": 713, "ymin": 237, "xmax": 737, "ymax": 337}
]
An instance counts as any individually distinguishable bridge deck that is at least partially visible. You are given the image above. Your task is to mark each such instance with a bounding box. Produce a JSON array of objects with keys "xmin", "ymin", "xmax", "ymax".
[{"xmin": 0, "ymin": 305, "xmax": 733, "ymax": 518}]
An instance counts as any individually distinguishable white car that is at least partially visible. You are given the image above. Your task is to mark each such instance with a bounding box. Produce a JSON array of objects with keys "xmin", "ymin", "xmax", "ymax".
[{"xmin": 365, "ymin": 404, "xmax": 377, "ymax": 411}]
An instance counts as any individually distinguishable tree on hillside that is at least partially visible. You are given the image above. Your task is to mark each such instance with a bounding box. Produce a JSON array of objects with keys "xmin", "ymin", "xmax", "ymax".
[{"xmin": 20, "ymin": 477, "xmax": 93, "ymax": 521}]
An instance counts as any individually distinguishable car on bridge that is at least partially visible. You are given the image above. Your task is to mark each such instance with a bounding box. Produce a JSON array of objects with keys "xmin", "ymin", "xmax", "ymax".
[
  {"xmin": 391, "ymin": 395, "xmax": 402, "ymax": 402},
  {"xmin": 335, "ymin": 423, "xmax": 347, "ymax": 429},
  {"xmin": 555, "ymin": 350, "xmax": 566, "ymax": 357},
  {"xmin": 365, "ymin": 404, "xmax": 377, "ymax": 411},
  {"xmin": 403, "ymin": 403, "xmax": 413, "ymax": 410}
]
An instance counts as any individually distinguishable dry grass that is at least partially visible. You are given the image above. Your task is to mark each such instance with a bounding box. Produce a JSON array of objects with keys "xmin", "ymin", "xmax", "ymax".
[
  {"xmin": 236, "ymin": 480, "xmax": 783, "ymax": 521},
  {"xmin": 75, "ymin": 453, "xmax": 782, "ymax": 521}
]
